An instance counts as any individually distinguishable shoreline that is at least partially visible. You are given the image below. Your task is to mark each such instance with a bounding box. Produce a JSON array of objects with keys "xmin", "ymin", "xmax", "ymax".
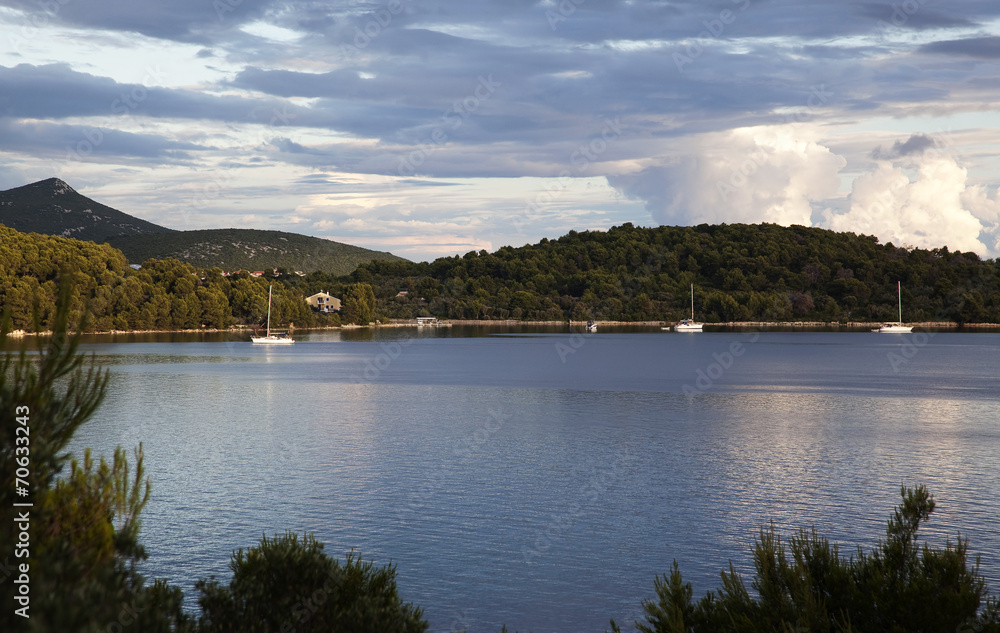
[{"xmin": 6, "ymin": 320, "xmax": 1000, "ymax": 339}]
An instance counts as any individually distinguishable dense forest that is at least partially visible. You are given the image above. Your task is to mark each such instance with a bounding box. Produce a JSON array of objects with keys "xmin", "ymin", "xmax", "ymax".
[
  {"xmin": 2, "ymin": 222, "xmax": 999, "ymax": 331},
  {"xmin": 0, "ymin": 226, "xmax": 339, "ymax": 332},
  {"xmin": 335, "ymin": 223, "xmax": 1000, "ymax": 324}
]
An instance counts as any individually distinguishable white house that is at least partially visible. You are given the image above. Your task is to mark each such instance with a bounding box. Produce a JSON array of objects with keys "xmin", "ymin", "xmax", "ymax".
[{"xmin": 306, "ymin": 291, "xmax": 341, "ymax": 313}]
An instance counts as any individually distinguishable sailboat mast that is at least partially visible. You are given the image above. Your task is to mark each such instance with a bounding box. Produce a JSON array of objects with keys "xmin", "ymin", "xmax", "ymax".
[
  {"xmin": 897, "ymin": 281, "xmax": 902, "ymax": 325},
  {"xmin": 266, "ymin": 285, "xmax": 272, "ymax": 336},
  {"xmin": 690, "ymin": 283, "xmax": 694, "ymax": 320}
]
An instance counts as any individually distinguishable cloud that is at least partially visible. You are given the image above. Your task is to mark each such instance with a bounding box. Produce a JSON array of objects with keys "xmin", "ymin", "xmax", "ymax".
[
  {"xmin": 870, "ymin": 133, "xmax": 938, "ymax": 160},
  {"xmin": 609, "ymin": 126, "xmax": 846, "ymax": 227},
  {"xmin": 611, "ymin": 127, "xmax": 1000, "ymax": 258},
  {"xmin": 269, "ymin": 137, "xmax": 322, "ymax": 155},
  {"xmin": 0, "ymin": 119, "xmax": 202, "ymax": 163},
  {"xmin": 920, "ymin": 36, "xmax": 1000, "ymax": 59},
  {"xmin": 0, "ymin": 0, "xmax": 273, "ymax": 42},
  {"xmin": 5, "ymin": 0, "xmax": 1000, "ymax": 261},
  {"xmin": 856, "ymin": 3, "xmax": 975, "ymax": 31},
  {"xmin": 0, "ymin": 63, "xmax": 351, "ymax": 134},
  {"xmin": 826, "ymin": 153, "xmax": 993, "ymax": 254},
  {"xmin": 323, "ymin": 233, "xmax": 493, "ymax": 261}
]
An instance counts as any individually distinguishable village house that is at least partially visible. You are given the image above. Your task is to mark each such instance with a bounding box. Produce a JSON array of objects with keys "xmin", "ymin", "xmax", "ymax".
[{"xmin": 306, "ymin": 291, "xmax": 341, "ymax": 313}]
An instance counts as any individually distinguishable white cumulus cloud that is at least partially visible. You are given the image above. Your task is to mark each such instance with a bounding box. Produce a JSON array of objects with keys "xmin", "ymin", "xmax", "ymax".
[
  {"xmin": 610, "ymin": 125, "xmax": 846, "ymax": 227},
  {"xmin": 826, "ymin": 153, "xmax": 997, "ymax": 255},
  {"xmin": 613, "ymin": 126, "xmax": 1000, "ymax": 258}
]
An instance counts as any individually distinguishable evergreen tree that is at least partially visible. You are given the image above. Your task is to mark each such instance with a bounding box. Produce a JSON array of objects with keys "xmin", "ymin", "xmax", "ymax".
[
  {"xmin": 0, "ymin": 281, "xmax": 192, "ymax": 632},
  {"xmin": 197, "ymin": 532, "xmax": 427, "ymax": 633},
  {"xmin": 621, "ymin": 485, "xmax": 1000, "ymax": 633},
  {"xmin": 342, "ymin": 282, "xmax": 377, "ymax": 325}
]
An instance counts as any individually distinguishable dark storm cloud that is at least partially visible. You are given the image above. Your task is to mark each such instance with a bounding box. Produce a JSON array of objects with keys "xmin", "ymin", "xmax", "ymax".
[
  {"xmin": 855, "ymin": 3, "xmax": 976, "ymax": 30},
  {"xmin": 920, "ymin": 36, "xmax": 1000, "ymax": 59},
  {"xmin": 5, "ymin": 0, "xmax": 1000, "ymax": 183},
  {"xmin": 11, "ymin": 0, "xmax": 989, "ymax": 53},
  {"xmin": 11, "ymin": 0, "xmax": 1000, "ymax": 140},
  {"xmin": 871, "ymin": 134, "xmax": 938, "ymax": 160},
  {"xmin": 0, "ymin": 0, "xmax": 273, "ymax": 42},
  {"xmin": 0, "ymin": 63, "xmax": 128, "ymax": 119},
  {"xmin": 0, "ymin": 63, "xmax": 373, "ymax": 134},
  {"xmin": 0, "ymin": 118, "xmax": 201, "ymax": 162}
]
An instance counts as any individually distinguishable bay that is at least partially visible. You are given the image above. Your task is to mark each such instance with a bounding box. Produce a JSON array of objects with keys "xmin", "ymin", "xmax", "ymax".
[{"xmin": 65, "ymin": 327, "xmax": 1000, "ymax": 632}]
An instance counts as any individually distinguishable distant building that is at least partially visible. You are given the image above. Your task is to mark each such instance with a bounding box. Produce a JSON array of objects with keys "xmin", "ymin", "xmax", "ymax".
[
  {"xmin": 250, "ymin": 271, "xmax": 265, "ymax": 277},
  {"xmin": 130, "ymin": 264, "xmax": 141, "ymax": 270},
  {"xmin": 396, "ymin": 290, "xmax": 409, "ymax": 298},
  {"xmin": 306, "ymin": 291, "xmax": 341, "ymax": 313}
]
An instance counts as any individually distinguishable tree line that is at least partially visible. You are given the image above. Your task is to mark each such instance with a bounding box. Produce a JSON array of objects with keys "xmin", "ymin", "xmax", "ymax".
[
  {"xmin": 343, "ymin": 222, "xmax": 1000, "ymax": 323},
  {"xmin": 3, "ymin": 222, "xmax": 999, "ymax": 331},
  {"xmin": 0, "ymin": 226, "xmax": 381, "ymax": 331},
  {"xmin": 2, "ymin": 293, "xmax": 999, "ymax": 631}
]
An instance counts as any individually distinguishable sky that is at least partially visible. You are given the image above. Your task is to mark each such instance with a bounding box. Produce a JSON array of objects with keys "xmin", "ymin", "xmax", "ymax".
[{"xmin": 1, "ymin": 0, "xmax": 1000, "ymax": 263}]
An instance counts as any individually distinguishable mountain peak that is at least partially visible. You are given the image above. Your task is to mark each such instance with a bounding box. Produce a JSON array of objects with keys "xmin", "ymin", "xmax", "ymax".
[
  {"xmin": 0, "ymin": 178, "xmax": 173, "ymax": 242},
  {"xmin": 20, "ymin": 177, "xmax": 77, "ymax": 195},
  {"xmin": 43, "ymin": 177, "xmax": 75, "ymax": 195}
]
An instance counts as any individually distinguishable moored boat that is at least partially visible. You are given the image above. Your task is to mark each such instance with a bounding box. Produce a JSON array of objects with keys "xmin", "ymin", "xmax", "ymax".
[
  {"xmin": 251, "ymin": 285, "xmax": 295, "ymax": 344},
  {"xmin": 673, "ymin": 284, "xmax": 703, "ymax": 332},
  {"xmin": 872, "ymin": 281, "xmax": 912, "ymax": 333}
]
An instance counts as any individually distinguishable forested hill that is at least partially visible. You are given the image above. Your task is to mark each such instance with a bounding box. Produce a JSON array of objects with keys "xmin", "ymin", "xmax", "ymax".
[
  {"xmin": 346, "ymin": 223, "xmax": 1000, "ymax": 324},
  {"xmin": 106, "ymin": 228, "xmax": 406, "ymax": 276},
  {"xmin": 0, "ymin": 178, "xmax": 173, "ymax": 241},
  {"xmin": 3, "ymin": 222, "xmax": 998, "ymax": 330},
  {"xmin": 0, "ymin": 225, "xmax": 337, "ymax": 332},
  {"xmin": 0, "ymin": 178, "xmax": 405, "ymax": 274}
]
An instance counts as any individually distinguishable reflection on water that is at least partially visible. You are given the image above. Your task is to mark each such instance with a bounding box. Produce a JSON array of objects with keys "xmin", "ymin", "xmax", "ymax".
[{"xmin": 64, "ymin": 331, "xmax": 1000, "ymax": 633}]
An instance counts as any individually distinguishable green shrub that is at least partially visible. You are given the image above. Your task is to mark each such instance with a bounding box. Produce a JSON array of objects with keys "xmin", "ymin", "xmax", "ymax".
[
  {"xmin": 619, "ymin": 485, "xmax": 1000, "ymax": 633},
  {"xmin": 197, "ymin": 532, "xmax": 428, "ymax": 633},
  {"xmin": 0, "ymin": 281, "xmax": 193, "ymax": 632}
]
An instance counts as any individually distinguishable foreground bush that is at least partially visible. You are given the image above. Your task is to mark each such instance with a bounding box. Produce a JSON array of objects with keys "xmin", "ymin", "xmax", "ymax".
[
  {"xmin": 616, "ymin": 485, "xmax": 1000, "ymax": 633},
  {"xmin": 197, "ymin": 532, "xmax": 428, "ymax": 633},
  {"xmin": 1, "ymin": 282, "xmax": 193, "ymax": 632}
]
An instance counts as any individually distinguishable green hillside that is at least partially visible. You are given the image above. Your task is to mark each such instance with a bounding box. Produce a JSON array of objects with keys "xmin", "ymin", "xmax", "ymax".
[
  {"xmin": 4, "ymin": 219, "xmax": 999, "ymax": 329},
  {"xmin": 106, "ymin": 228, "xmax": 406, "ymax": 275},
  {"xmin": 340, "ymin": 222, "xmax": 1000, "ymax": 324},
  {"xmin": 0, "ymin": 178, "xmax": 173, "ymax": 241},
  {"xmin": 0, "ymin": 178, "xmax": 406, "ymax": 275}
]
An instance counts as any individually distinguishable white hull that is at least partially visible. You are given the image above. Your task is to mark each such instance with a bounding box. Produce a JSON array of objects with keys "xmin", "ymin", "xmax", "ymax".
[
  {"xmin": 251, "ymin": 335, "xmax": 295, "ymax": 344},
  {"xmin": 674, "ymin": 320, "xmax": 703, "ymax": 332},
  {"xmin": 873, "ymin": 324, "xmax": 912, "ymax": 333}
]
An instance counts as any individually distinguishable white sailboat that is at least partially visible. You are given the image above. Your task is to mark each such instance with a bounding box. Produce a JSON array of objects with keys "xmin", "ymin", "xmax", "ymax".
[
  {"xmin": 670, "ymin": 283, "xmax": 703, "ymax": 332},
  {"xmin": 251, "ymin": 285, "xmax": 295, "ymax": 344},
  {"xmin": 873, "ymin": 281, "xmax": 912, "ymax": 333}
]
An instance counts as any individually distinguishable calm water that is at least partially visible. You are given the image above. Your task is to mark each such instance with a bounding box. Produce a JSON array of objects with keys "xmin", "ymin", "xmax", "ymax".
[{"xmin": 65, "ymin": 327, "xmax": 1000, "ymax": 632}]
